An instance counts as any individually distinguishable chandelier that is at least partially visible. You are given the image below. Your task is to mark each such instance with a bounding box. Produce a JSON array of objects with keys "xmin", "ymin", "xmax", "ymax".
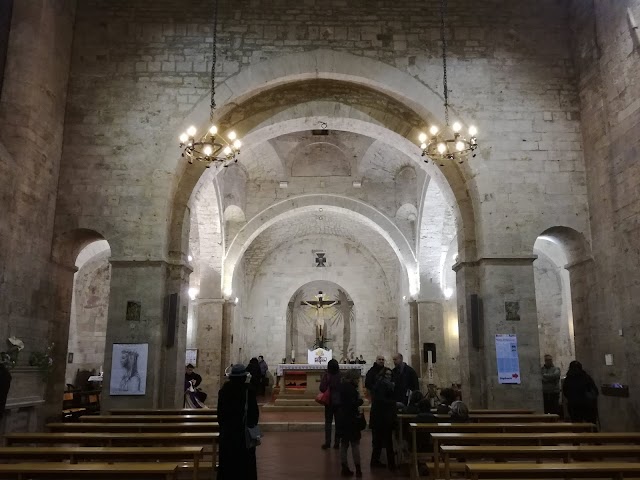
[
  {"xmin": 418, "ymin": 0, "xmax": 478, "ymax": 164},
  {"xmin": 179, "ymin": 0, "xmax": 241, "ymax": 166}
]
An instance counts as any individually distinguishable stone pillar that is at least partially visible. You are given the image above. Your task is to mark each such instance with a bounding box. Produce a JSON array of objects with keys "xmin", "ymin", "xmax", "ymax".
[
  {"xmin": 101, "ymin": 260, "xmax": 188, "ymax": 411},
  {"xmin": 194, "ymin": 298, "xmax": 225, "ymax": 400},
  {"xmin": 455, "ymin": 257, "xmax": 543, "ymax": 411},
  {"xmin": 0, "ymin": 0, "xmax": 75, "ymax": 362},
  {"xmin": 408, "ymin": 301, "xmax": 420, "ymax": 370},
  {"xmin": 219, "ymin": 301, "xmax": 235, "ymax": 385},
  {"xmin": 565, "ymin": 258, "xmax": 596, "ymax": 371},
  {"xmin": 416, "ymin": 300, "xmax": 446, "ymax": 389}
]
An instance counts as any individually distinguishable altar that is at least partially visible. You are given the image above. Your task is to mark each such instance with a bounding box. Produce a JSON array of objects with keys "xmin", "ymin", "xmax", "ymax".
[{"xmin": 275, "ymin": 363, "xmax": 367, "ymax": 398}]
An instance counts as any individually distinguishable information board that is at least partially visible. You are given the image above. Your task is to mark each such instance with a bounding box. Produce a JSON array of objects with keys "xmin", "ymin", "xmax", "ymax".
[{"xmin": 495, "ymin": 334, "xmax": 521, "ymax": 384}]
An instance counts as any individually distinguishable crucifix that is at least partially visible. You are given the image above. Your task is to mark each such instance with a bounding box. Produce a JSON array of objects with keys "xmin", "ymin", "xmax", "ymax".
[{"xmin": 301, "ymin": 291, "xmax": 340, "ymax": 346}]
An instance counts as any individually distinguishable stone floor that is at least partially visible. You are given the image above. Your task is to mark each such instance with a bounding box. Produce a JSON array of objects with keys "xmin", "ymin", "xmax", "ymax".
[{"xmin": 257, "ymin": 431, "xmax": 405, "ymax": 480}]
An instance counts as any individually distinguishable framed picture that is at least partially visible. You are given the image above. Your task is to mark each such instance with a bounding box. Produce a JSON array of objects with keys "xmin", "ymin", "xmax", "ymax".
[
  {"xmin": 186, "ymin": 348, "xmax": 198, "ymax": 366},
  {"xmin": 109, "ymin": 343, "xmax": 148, "ymax": 396}
]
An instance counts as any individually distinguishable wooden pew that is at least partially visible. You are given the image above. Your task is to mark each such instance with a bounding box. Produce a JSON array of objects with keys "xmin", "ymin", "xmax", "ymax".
[
  {"xmin": 433, "ymin": 414, "xmax": 559, "ymax": 423},
  {"xmin": 408, "ymin": 423, "xmax": 595, "ymax": 479},
  {"xmin": 0, "ymin": 462, "xmax": 179, "ymax": 480},
  {"xmin": 79, "ymin": 414, "xmax": 217, "ymax": 423},
  {"xmin": 4, "ymin": 432, "xmax": 219, "ymax": 463},
  {"xmin": 441, "ymin": 445, "xmax": 640, "ymax": 480},
  {"xmin": 429, "ymin": 431, "xmax": 640, "ymax": 480},
  {"xmin": 0, "ymin": 447, "xmax": 203, "ymax": 480},
  {"xmin": 47, "ymin": 422, "xmax": 219, "ymax": 433},
  {"xmin": 465, "ymin": 462, "xmax": 640, "ymax": 480},
  {"xmin": 110, "ymin": 409, "xmax": 216, "ymax": 415},
  {"xmin": 430, "ymin": 409, "xmax": 535, "ymax": 415}
]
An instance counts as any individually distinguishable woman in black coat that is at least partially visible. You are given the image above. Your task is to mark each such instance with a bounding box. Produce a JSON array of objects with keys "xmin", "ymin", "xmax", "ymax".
[
  {"xmin": 336, "ymin": 370, "xmax": 364, "ymax": 477},
  {"xmin": 562, "ymin": 360, "xmax": 598, "ymax": 425},
  {"xmin": 369, "ymin": 367, "xmax": 397, "ymax": 469},
  {"xmin": 217, "ymin": 364, "xmax": 259, "ymax": 480},
  {"xmin": 246, "ymin": 357, "xmax": 263, "ymax": 394}
]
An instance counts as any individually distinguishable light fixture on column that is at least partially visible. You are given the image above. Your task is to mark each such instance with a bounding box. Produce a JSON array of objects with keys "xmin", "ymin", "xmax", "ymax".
[
  {"xmin": 418, "ymin": 0, "xmax": 478, "ymax": 164},
  {"xmin": 178, "ymin": 0, "xmax": 241, "ymax": 167}
]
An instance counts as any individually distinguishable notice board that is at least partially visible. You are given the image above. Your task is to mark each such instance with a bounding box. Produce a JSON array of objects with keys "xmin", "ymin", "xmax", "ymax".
[{"xmin": 495, "ymin": 334, "xmax": 521, "ymax": 384}]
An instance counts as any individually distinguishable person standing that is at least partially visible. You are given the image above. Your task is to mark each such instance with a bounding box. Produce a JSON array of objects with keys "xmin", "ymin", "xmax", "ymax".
[
  {"xmin": 391, "ymin": 353, "xmax": 419, "ymax": 405},
  {"xmin": 246, "ymin": 358, "xmax": 263, "ymax": 394},
  {"xmin": 562, "ymin": 361, "xmax": 599, "ymax": 425},
  {"xmin": 369, "ymin": 367, "xmax": 397, "ymax": 470},
  {"xmin": 217, "ymin": 364, "xmax": 259, "ymax": 480},
  {"xmin": 258, "ymin": 355, "xmax": 269, "ymax": 396},
  {"xmin": 337, "ymin": 370, "xmax": 364, "ymax": 477},
  {"xmin": 0, "ymin": 364, "xmax": 11, "ymax": 420},
  {"xmin": 364, "ymin": 355, "xmax": 385, "ymax": 395},
  {"xmin": 320, "ymin": 359, "xmax": 342, "ymax": 449},
  {"xmin": 541, "ymin": 354, "xmax": 561, "ymax": 414}
]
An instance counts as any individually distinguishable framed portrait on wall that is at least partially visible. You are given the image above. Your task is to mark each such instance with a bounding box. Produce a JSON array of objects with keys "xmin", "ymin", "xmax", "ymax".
[
  {"xmin": 186, "ymin": 348, "xmax": 198, "ymax": 366},
  {"xmin": 109, "ymin": 343, "xmax": 148, "ymax": 396}
]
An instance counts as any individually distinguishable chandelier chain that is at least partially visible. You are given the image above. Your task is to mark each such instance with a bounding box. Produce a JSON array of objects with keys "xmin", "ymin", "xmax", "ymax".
[
  {"xmin": 210, "ymin": 0, "xmax": 219, "ymax": 120},
  {"xmin": 440, "ymin": 0, "xmax": 449, "ymax": 126}
]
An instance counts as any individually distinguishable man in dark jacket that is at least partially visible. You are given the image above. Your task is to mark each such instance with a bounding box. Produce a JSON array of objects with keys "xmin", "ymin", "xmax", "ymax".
[
  {"xmin": 0, "ymin": 364, "xmax": 11, "ymax": 418},
  {"xmin": 391, "ymin": 353, "xmax": 419, "ymax": 405},
  {"xmin": 365, "ymin": 355, "xmax": 385, "ymax": 394}
]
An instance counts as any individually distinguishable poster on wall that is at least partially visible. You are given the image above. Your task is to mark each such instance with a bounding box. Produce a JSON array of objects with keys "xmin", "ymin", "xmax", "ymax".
[
  {"xmin": 109, "ymin": 343, "xmax": 148, "ymax": 395},
  {"xmin": 495, "ymin": 334, "xmax": 521, "ymax": 384},
  {"xmin": 186, "ymin": 348, "xmax": 198, "ymax": 366}
]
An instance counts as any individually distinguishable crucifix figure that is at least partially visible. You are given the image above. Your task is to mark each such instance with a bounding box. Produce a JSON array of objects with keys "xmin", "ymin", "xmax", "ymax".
[{"xmin": 301, "ymin": 291, "xmax": 340, "ymax": 346}]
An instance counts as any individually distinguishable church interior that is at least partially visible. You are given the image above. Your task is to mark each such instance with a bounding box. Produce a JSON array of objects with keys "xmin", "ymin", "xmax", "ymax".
[{"xmin": 1, "ymin": 0, "xmax": 640, "ymax": 478}]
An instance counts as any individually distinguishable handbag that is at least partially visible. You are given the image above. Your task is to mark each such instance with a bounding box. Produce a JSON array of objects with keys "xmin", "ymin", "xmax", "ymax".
[
  {"xmin": 356, "ymin": 411, "xmax": 367, "ymax": 431},
  {"xmin": 315, "ymin": 387, "xmax": 331, "ymax": 406},
  {"xmin": 244, "ymin": 390, "xmax": 262, "ymax": 448}
]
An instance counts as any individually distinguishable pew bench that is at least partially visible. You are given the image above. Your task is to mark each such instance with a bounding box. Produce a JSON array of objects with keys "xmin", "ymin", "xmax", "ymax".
[
  {"xmin": 428, "ymin": 409, "xmax": 536, "ymax": 415},
  {"xmin": 432, "ymin": 414, "xmax": 559, "ymax": 423},
  {"xmin": 408, "ymin": 423, "xmax": 595, "ymax": 479},
  {"xmin": 440, "ymin": 445, "xmax": 640, "ymax": 480},
  {"xmin": 110, "ymin": 409, "xmax": 216, "ymax": 416},
  {"xmin": 79, "ymin": 415, "xmax": 217, "ymax": 423},
  {"xmin": 429, "ymin": 432, "xmax": 640, "ymax": 480},
  {"xmin": 47, "ymin": 422, "xmax": 219, "ymax": 433},
  {"xmin": 0, "ymin": 447, "xmax": 203, "ymax": 480},
  {"xmin": 0, "ymin": 462, "xmax": 179, "ymax": 480},
  {"xmin": 4, "ymin": 432, "xmax": 219, "ymax": 462},
  {"xmin": 465, "ymin": 462, "xmax": 640, "ymax": 480}
]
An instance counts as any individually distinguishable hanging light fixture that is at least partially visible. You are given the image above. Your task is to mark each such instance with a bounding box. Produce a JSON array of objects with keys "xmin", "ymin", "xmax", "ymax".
[
  {"xmin": 179, "ymin": 0, "xmax": 241, "ymax": 166},
  {"xmin": 418, "ymin": 0, "xmax": 478, "ymax": 163}
]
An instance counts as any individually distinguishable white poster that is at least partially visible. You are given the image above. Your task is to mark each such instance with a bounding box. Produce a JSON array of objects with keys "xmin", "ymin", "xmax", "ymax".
[
  {"xmin": 308, "ymin": 348, "xmax": 333, "ymax": 365},
  {"xmin": 186, "ymin": 348, "xmax": 198, "ymax": 366},
  {"xmin": 110, "ymin": 343, "xmax": 148, "ymax": 395},
  {"xmin": 495, "ymin": 334, "xmax": 521, "ymax": 384}
]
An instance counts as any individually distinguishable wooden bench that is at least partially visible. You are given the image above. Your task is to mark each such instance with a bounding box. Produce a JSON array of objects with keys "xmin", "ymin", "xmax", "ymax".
[
  {"xmin": 110, "ymin": 409, "xmax": 216, "ymax": 415},
  {"xmin": 0, "ymin": 462, "xmax": 179, "ymax": 480},
  {"xmin": 465, "ymin": 462, "xmax": 640, "ymax": 479},
  {"xmin": 440, "ymin": 445, "xmax": 640, "ymax": 480},
  {"xmin": 0, "ymin": 447, "xmax": 203, "ymax": 480},
  {"xmin": 79, "ymin": 415, "xmax": 217, "ymax": 423},
  {"xmin": 429, "ymin": 409, "xmax": 536, "ymax": 415},
  {"xmin": 4, "ymin": 432, "xmax": 219, "ymax": 462},
  {"xmin": 429, "ymin": 432, "xmax": 640, "ymax": 480},
  {"xmin": 408, "ymin": 423, "xmax": 595, "ymax": 479},
  {"xmin": 47, "ymin": 422, "xmax": 219, "ymax": 433}
]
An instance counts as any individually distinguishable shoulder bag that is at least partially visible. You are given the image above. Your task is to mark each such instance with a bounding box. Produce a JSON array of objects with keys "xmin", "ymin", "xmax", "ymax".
[{"xmin": 244, "ymin": 389, "xmax": 262, "ymax": 448}]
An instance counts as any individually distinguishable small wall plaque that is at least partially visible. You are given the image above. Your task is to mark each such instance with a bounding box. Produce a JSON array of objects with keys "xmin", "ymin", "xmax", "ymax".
[
  {"xmin": 505, "ymin": 301, "xmax": 520, "ymax": 321},
  {"xmin": 126, "ymin": 301, "xmax": 141, "ymax": 322}
]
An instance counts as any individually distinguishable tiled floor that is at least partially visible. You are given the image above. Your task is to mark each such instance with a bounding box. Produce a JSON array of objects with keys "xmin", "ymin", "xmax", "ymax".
[{"xmin": 257, "ymin": 431, "xmax": 406, "ymax": 480}]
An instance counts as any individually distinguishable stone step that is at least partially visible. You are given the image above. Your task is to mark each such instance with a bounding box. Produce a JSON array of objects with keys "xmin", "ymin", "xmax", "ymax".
[{"xmin": 274, "ymin": 398, "xmax": 370, "ymax": 407}]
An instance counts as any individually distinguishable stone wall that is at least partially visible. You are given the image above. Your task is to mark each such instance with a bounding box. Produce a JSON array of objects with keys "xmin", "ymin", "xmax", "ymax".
[
  {"xmin": 65, "ymin": 253, "xmax": 111, "ymax": 385},
  {"xmin": 569, "ymin": 0, "xmax": 640, "ymax": 430}
]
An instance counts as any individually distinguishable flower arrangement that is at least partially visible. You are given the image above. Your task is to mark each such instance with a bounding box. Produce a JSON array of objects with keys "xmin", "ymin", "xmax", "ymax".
[
  {"xmin": 0, "ymin": 336, "xmax": 25, "ymax": 369},
  {"xmin": 29, "ymin": 342, "xmax": 55, "ymax": 380}
]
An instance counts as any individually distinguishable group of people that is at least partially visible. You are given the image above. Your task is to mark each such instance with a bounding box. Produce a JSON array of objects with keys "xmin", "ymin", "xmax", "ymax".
[
  {"xmin": 319, "ymin": 352, "xmax": 467, "ymax": 477},
  {"xmin": 245, "ymin": 355, "xmax": 269, "ymax": 396},
  {"xmin": 541, "ymin": 354, "xmax": 599, "ymax": 424}
]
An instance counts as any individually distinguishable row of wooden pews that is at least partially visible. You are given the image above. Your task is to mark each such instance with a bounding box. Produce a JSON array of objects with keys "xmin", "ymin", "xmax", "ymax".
[
  {"xmin": 405, "ymin": 409, "xmax": 640, "ymax": 480},
  {"xmin": 0, "ymin": 408, "xmax": 218, "ymax": 480}
]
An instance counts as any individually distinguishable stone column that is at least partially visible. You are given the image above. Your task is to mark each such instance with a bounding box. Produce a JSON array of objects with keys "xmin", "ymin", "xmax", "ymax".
[
  {"xmin": 455, "ymin": 257, "xmax": 543, "ymax": 411},
  {"xmin": 408, "ymin": 301, "xmax": 421, "ymax": 370},
  {"xmin": 416, "ymin": 300, "xmax": 446, "ymax": 389},
  {"xmin": 565, "ymin": 257, "xmax": 596, "ymax": 371},
  {"xmin": 193, "ymin": 298, "xmax": 225, "ymax": 400},
  {"xmin": 101, "ymin": 260, "xmax": 189, "ymax": 411}
]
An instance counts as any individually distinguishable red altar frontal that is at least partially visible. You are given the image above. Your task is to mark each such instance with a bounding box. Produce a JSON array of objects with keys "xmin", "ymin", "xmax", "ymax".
[{"xmin": 275, "ymin": 364, "xmax": 367, "ymax": 398}]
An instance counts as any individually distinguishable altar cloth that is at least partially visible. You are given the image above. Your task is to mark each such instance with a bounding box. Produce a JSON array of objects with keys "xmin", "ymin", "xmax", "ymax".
[{"xmin": 276, "ymin": 363, "xmax": 366, "ymax": 377}]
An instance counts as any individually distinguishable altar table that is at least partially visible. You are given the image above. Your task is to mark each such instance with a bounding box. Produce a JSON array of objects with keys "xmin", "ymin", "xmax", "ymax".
[{"xmin": 276, "ymin": 364, "xmax": 367, "ymax": 397}]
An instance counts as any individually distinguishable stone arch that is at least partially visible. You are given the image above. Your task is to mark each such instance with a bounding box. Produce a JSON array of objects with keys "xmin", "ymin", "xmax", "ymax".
[
  {"xmin": 166, "ymin": 49, "xmax": 478, "ymax": 269},
  {"xmin": 534, "ymin": 226, "xmax": 592, "ymax": 372},
  {"xmin": 223, "ymin": 194, "xmax": 417, "ymax": 297}
]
